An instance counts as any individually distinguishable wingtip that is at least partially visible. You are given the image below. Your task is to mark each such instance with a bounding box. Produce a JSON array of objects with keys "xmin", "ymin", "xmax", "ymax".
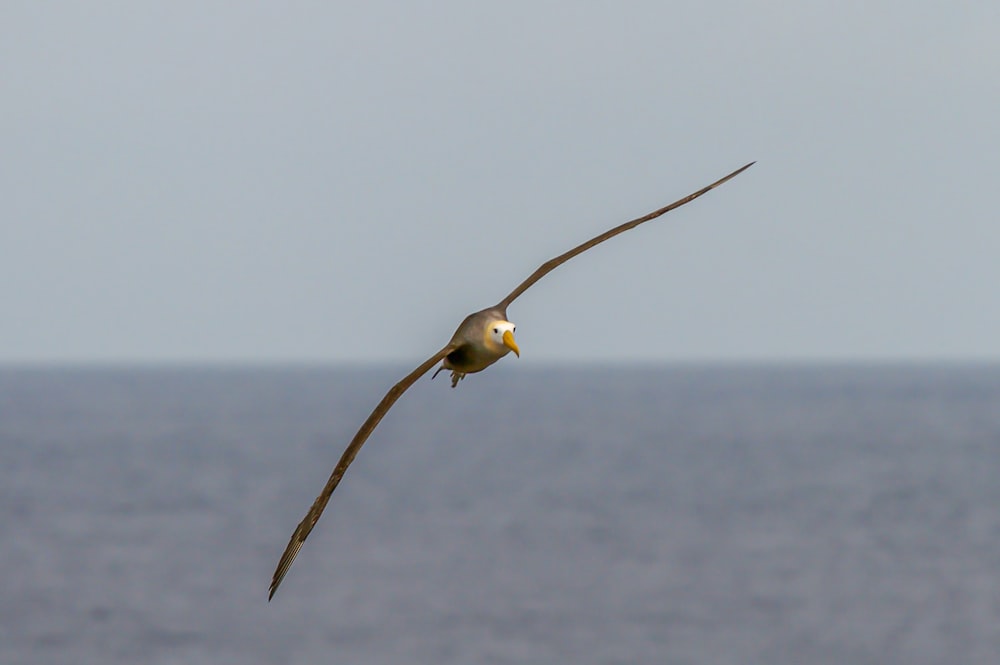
[
  {"xmin": 709, "ymin": 161, "xmax": 756, "ymax": 189},
  {"xmin": 268, "ymin": 563, "xmax": 290, "ymax": 602},
  {"xmin": 268, "ymin": 573, "xmax": 281, "ymax": 601},
  {"xmin": 268, "ymin": 570, "xmax": 286, "ymax": 602},
  {"xmin": 268, "ymin": 528, "xmax": 308, "ymax": 602}
]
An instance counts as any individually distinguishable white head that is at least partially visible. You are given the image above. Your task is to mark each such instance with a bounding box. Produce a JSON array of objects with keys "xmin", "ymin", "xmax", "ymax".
[{"xmin": 486, "ymin": 320, "xmax": 519, "ymax": 357}]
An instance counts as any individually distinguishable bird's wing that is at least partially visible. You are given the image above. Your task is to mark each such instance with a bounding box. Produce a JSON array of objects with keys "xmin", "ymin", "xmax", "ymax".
[
  {"xmin": 496, "ymin": 162, "xmax": 754, "ymax": 310},
  {"xmin": 269, "ymin": 344, "xmax": 456, "ymax": 600}
]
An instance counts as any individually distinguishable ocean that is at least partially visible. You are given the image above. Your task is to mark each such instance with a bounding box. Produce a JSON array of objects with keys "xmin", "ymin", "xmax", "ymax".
[{"xmin": 2, "ymin": 365, "xmax": 999, "ymax": 664}]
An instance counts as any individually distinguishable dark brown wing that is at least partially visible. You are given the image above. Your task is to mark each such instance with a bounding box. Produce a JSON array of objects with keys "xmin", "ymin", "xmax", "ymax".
[
  {"xmin": 269, "ymin": 344, "xmax": 456, "ymax": 600},
  {"xmin": 496, "ymin": 162, "xmax": 754, "ymax": 310}
]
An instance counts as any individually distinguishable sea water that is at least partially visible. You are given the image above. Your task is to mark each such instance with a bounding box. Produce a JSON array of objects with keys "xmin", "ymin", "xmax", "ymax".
[{"xmin": 2, "ymin": 365, "xmax": 999, "ymax": 665}]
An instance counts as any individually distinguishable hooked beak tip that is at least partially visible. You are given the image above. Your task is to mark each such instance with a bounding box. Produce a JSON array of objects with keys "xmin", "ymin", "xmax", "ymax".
[{"xmin": 502, "ymin": 330, "xmax": 520, "ymax": 357}]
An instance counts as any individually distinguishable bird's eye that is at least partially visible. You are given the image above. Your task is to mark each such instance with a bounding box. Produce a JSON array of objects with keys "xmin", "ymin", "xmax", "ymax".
[{"xmin": 493, "ymin": 328, "xmax": 499, "ymax": 334}]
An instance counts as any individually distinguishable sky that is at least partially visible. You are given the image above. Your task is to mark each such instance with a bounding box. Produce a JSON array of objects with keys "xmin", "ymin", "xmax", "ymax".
[{"xmin": 2, "ymin": 2, "xmax": 998, "ymax": 364}]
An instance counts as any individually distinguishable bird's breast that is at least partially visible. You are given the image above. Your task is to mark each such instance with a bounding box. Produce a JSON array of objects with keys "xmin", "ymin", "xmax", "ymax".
[{"xmin": 444, "ymin": 343, "xmax": 507, "ymax": 374}]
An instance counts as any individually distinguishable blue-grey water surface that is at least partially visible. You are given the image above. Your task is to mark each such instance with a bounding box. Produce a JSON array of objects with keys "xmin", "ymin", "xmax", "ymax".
[{"xmin": 2, "ymin": 365, "xmax": 1000, "ymax": 664}]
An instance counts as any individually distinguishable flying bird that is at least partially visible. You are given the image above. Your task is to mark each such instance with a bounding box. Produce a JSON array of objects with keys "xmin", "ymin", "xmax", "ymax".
[{"xmin": 269, "ymin": 161, "xmax": 754, "ymax": 599}]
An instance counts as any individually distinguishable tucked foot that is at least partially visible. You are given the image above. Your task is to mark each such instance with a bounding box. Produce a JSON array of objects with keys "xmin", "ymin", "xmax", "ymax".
[{"xmin": 450, "ymin": 371, "xmax": 465, "ymax": 388}]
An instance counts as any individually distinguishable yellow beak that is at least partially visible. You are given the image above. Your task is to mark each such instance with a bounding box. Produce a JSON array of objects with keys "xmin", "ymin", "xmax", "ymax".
[{"xmin": 502, "ymin": 329, "xmax": 520, "ymax": 357}]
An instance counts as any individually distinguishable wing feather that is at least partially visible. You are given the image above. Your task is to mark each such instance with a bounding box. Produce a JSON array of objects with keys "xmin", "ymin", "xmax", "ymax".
[
  {"xmin": 268, "ymin": 344, "xmax": 456, "ymax": 600},
  {"xmin": 496, "ymin": 162, "xmax": 754, "ymax": 309}
]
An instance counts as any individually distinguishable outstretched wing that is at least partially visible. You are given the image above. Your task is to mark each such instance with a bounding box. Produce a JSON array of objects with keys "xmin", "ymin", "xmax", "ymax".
[
  {"xmin": 496, "ymin": 162, "xmax": 754, "ymax": 310},
  {"xmin": 269, "ymin": 344, "xmax": 456, "ymax": 600}
]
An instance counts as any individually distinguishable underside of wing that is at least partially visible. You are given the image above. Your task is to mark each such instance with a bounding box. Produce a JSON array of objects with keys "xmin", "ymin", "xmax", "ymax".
[
  {"xmin": 268, "ymin": 344, "xmax": 456, "ymax": 600},
  {"xmin": 497, "ymin": 162, "xmax": 754, "ymax": 309}
]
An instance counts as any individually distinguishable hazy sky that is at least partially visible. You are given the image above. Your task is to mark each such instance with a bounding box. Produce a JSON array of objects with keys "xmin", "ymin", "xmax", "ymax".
[{"xmin": 3, "ymin": 2, "xmax": 998, "ymax": 364}]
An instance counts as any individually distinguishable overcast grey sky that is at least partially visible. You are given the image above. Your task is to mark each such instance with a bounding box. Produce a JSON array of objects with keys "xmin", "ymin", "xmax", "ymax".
[{"xmin": 2, "ymin": 2, "xmax": 998, "ymax": 364}]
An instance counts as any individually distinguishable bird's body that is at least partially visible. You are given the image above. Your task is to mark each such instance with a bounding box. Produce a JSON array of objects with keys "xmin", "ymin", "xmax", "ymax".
[
  {"xmin": 268, "ymin": 162, "xmax": 754, "ymax": 600},
  {"xmin": 435, "ymin": 307, "xmax": 518, "ymax": 387}
]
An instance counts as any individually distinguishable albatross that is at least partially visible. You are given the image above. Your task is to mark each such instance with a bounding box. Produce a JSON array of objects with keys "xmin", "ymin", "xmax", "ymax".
[{"xmin": 269, "ymin": 161, "xmax": 754, "ymax": 599}]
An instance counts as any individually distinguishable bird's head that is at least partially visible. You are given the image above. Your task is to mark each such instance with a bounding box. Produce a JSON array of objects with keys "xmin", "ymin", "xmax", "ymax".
[{"xmin": 486, "ymin": 320, "xmax": 519, "ymax": 358}]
